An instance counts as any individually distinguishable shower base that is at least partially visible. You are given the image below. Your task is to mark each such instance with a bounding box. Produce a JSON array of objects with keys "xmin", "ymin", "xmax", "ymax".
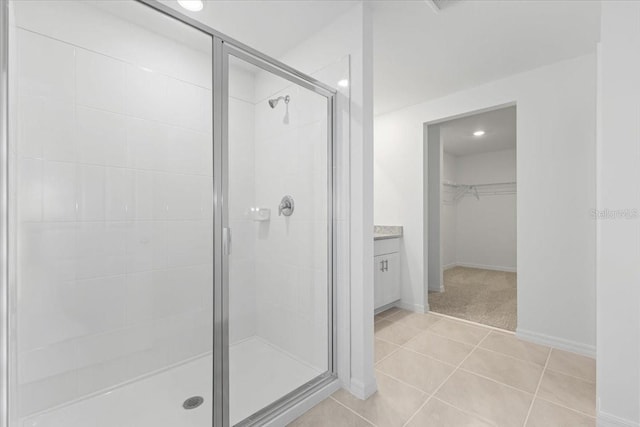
[{"xmin": 21, "ymin": 337, "xmax": 320, "ymax": 427}]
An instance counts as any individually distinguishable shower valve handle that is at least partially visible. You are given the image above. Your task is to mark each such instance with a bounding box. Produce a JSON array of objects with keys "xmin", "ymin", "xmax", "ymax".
[{"xmin": 278, "ymin": 195, "xmax": 295, "ymax": 217}]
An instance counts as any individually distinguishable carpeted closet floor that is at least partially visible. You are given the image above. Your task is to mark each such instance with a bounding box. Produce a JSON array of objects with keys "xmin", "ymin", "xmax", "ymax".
[{"xmin": 428, "ymin": 266, "xmax": 517, "ymax": 331}]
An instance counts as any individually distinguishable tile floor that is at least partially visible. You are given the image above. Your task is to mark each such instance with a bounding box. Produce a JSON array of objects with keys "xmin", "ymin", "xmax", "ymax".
[{"xmin": 289, "ymin": 308, "xmax": 596, "ymax": 427}]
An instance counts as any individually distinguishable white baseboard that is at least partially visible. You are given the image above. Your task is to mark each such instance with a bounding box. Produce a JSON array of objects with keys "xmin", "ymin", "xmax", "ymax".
[
  {"xmin": 454, "ymin": 262, "xmax": 516, "ymax": 273},
  {"xmin": 265, "ymin": 378, "xmax": 341, "ymax": 426},
  {"xmin": 598, "ymin": 411, "xmax": 640, "ymax": 427},
  {"xmin": 397, "ymin": 300, "xmax": 428, "ymax": 314},
  {"xmin": 374, "ymin": 300, "xmax": 400, "ymax": 315},
  {"xmin": 442, "ymin": 263, "xmax": 457, "ymax": 271},
  {"xmin": 349, "ymin": 377, "xmax": 377, "ymax": 400},
  {"xmin": 516, "ymin": 328, "xmax": 596, "ymax": 358}
]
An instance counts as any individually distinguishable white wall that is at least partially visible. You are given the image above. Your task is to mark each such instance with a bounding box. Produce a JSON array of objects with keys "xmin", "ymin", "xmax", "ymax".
[
  {"xmin": 375, "ymin": 53, "xmax": 597, "ymax": 355},
  {"xmin": 597, "ymin": 2, "xmax": 640, "ymax": 425},
  {"xmin": 450, "ymin": 149, "xmax": 516, "ymax": 272},
  {"xmin": 441, "ymin": 152, "xmax": 457, "ymax": 269},
  {"xmin": 13, "ymin": 1, "xmax": 213, "ymax": 416}
]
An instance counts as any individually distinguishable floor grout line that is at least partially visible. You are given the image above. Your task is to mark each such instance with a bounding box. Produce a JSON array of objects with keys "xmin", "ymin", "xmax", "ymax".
[
  {"xmin": 345, "ymin": 307, "xmax": 595, "ymax": 427},
  {"xmin": 431, "ymin": 396, "xmax": 499, "ymax": 427},
  {"xmin": 328, "ymin": 395, "xmax": 378, "ymax": 426},
  {"xmin": 522, "ymin": 346, "xmax": 552, "ymax": 426},
  {"xmin": 533, "ymin": 396, "xmax": 597, "ymax": 419},
  {"xmin": 373, "ymin": 368, "xmax": 433, "ymax": 396},
  {"xmin": 543, "ymin": 365, "xmax": 597, "ymax": 384},
  {"xmin": 394, "ymin": 345, "xmax": 461, "ymax": 370},
  {"xmin": 401, "ymin": 332, "xmax": 494, "ymax": 426}
]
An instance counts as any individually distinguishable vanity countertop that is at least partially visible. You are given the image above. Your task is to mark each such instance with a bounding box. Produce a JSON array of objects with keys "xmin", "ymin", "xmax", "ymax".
[{"xmin": 374, "ymin": 225, "xmax": 403, "ymax": 241}]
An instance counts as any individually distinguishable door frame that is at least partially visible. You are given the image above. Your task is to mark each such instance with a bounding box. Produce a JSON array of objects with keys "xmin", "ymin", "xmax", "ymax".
[{"xmin": 219, "ymin": 44, "xmax": 338, "ymax": 426}]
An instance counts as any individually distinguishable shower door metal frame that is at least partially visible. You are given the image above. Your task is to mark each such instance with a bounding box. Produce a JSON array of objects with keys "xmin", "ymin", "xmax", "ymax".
[
  {"xmin": 0, "ymin": 1, "xmax": 338, "ymax": 426},
  {"xmin": 0, "ymin": 0, "xmax": 10, "ymax": 426},
  {"xmin": 220, "ymin": 43, "xmax": 337, "ymax": 427}
]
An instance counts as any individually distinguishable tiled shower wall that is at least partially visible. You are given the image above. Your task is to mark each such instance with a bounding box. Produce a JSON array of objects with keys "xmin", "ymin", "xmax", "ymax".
[
  {"xmin": 252, "ymin": 73, "xmax": 329, "ymax": 371},
  {"xmin": 226, "ymin": 62, "xmax": 329, "ymax": 372},
  {"xmin": 13, "ymin": 1, "xmax": 213, "ymax": 416},
  {"xmin": 228, "ymin": 64, "xmax": 257, "ymax": 344}
]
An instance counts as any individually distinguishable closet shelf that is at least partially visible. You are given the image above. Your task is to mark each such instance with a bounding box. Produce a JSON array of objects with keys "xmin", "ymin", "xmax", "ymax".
[
  {"xmin": 443, "ymin": 181, "xmax": 516, "ymax": 187},
  {"xmin": 442, "ymin": 181, "xmax": 516, "ymax": 202}
]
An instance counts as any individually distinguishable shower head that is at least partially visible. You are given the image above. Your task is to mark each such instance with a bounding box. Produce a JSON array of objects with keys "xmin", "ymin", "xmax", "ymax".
[{"xmin": 268, "ymin": 95, "xmax": 290, "ymax": 109}]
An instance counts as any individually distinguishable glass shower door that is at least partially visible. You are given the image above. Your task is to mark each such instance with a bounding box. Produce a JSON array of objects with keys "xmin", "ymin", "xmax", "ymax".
[
  {"xmin": 224, "ymin": 49, "xmax": 334, "ymax": 425},
  {"xmin": 9, "ymin": 1, "xmax": 214, "ymax": 426}
]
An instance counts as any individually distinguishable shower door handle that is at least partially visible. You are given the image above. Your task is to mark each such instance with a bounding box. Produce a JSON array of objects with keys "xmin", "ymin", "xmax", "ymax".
[{"xmin": 223, "ymin": 227, "xmax": 232, "ymax": 255}]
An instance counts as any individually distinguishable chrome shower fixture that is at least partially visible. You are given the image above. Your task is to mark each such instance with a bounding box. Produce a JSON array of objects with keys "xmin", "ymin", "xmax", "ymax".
[{"xmin": 268, "ymin": 95, "xmax": 290, "ymax": 108}]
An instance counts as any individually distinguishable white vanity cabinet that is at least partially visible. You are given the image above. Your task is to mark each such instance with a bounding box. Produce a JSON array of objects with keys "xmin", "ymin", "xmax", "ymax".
[{"xmin": 374, "ymin": 237, "xmax": 401, "ymax": 311}]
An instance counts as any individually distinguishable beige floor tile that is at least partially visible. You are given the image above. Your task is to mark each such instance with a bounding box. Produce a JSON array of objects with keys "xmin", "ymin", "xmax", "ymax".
[
  {"xmin": 436, "ymin": 370, "xmax": 533, "ymax": 426},
  {"xmin": 389, "ymin": 312, "xmax": 442, "ymax": 330},
  {"xmin": 406, "ymin": 398, "xmax": 494, "ymax": 427},
  {"xmin": 461, "ymin": 347, "xmax": 544, "ymax": 393},
  {"xmin": 480, "ymin": 331, "xmax": 550, "ymax": 366},
  {"xmin": 385, "ymin": 309, "xmax": 413, "ymax": 323},
  {"xmin": 375, "ymin": 307, "xmax": 404, "ymax": 320},
  {"xmin": 375, "ymin": 313, "xmax": 387, "ymax": 323},
  {"xmin": 526, "ymin": 398, "xmax": 596, "ymax": 427},
  {"xmin": 288, "ymin": 398, "xmax": 373, "ymax": 426},
  {"xmin": 546, "ymin": 349, "xmax": 596, "ymax": 383},
  {"xmin": 375, "ymin": 319, "xmax": 422, "ymax": 345},
  {"xmin": 404, "ymin": 331, "xmax": 474, "ymax": 365},
  {"xmin": 376, "ymin": 348, "xmax": 455, "ymax": 394},
  {"xmin": 429, "ymin": 319, "xmax": 491, "ymax": 346},
  {"xmin": 375, "ymin": 339, "xmax": 399, "ymax": 363},
  {"xmin": 538, "ymin": 370, "xmax": 596, "ymax": 416},
  {"xmin": 332, "ymin": 371, "xmax": 427, "ymax": 427}
]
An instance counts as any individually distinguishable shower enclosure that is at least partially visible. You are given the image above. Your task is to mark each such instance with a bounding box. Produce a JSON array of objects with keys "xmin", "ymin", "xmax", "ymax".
[{"xmin": 0, "ymin": 1, "xmax": 337, "ymax": 426}]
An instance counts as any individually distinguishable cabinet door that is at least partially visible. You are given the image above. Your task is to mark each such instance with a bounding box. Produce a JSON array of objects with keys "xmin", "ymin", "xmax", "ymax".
[
  {"xmin": 374, "ymin": 255, "xmax": 386, "ymax": 309},
  {"xmin": 384, "ymin": 252, "xmax": 401, "ymax": 304}
]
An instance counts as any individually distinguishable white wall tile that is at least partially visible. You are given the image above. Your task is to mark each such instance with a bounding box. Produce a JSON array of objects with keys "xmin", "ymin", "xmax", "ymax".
[
  {"xmin": 165, "ymin": 126, "xmax": 212, "ymax": 176},
  {"xmin": 77, "ymin": 106, "xmax": 127, "ymax": 167},
  {"xmin": 105, "ymin": 167, "xmax": 133, "ymax": 220},
  {"xmin": 76, "ymin": 222, "xmax": 127, "ymax": 280},
  {"xmin": 125, "ymin": 221, "xmax": 166, "ymax": 273},
  {"xmin": 152, "ymin": 265, "xmax": 210, "ymax": 318},
  {"xmin": 126, "ymin": 117, "xmax": 168, "ymax": 171},
  {"xmin": 15, "ymin": 5, "xmax": 217, "ymax": 413},
  {"xmin": 165, "ymin": 221, "xmax": 212, "ymax": 268},
  {"xmin": 130, "ymin": 170, "xmax": 153, "ymax": 220},
  {"xmin": 42, "ymin": 161, "xmax": 77, "ymax": 221},
  {"xmin": 74, "ymin": 275, "xmax": 127, "ymax": 335},
  {"xmin": 77, "ymin": 165, "xmax": 105, "ymax": 221},
  {"xmin": 124, "ymin": 64, "xmax": 167, "ymax": 121},
  {"xmin": 18, "ymin": 158, "xmax": 42, "ymax": 222},
  {"xmin": 164, "ymin": 78, "xmax": 211, "ymax": 133},
  {"xmin": 76, "ymin": 49, "xmax": 126, "ymax": 114},
  {"xmin": 18, "ymin": 29, "xmax": 74, "ymax": 102}
]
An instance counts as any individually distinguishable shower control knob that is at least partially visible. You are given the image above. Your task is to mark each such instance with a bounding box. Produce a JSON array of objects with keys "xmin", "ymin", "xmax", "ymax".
[{"xmin": 278, "ymin": 195, "xmax": 295, "ymax": 217}]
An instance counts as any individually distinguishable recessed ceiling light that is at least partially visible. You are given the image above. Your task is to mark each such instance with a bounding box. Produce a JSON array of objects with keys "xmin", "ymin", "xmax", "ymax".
[
  {"xmin": 177, "ymin": 0, "xmax": 204, "ymax": 12},
  {"xmin": 473, "ymin": 130, "xmax": 486, "ymax": 137},
  {"xmin": 337, "ymin": 79, "xmax": 349, "ymax": 88}
]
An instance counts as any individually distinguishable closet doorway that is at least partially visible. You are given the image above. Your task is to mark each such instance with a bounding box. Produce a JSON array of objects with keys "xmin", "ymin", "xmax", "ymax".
[{"xmin": 426, "ymin": 105, "xmax": 517, "ymax": 331}]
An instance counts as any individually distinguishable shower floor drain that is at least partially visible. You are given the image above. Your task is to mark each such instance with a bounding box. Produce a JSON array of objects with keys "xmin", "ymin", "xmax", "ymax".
[{"xmin": 183, "ymin": 396, "xmax": 204, "ymax": 410}]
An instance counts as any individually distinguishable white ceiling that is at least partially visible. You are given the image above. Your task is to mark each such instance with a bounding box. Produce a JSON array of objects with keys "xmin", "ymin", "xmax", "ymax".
[
  {"xmin": 161, "ymin": 0, "xmax": 357, "ymax": 58},
  {"xmin": 160, "ymin": 0, "xmax": 601, "ymax": 116},
  {"xmin": 372, "ymin": 0, "xmax": 601, "ymax": 115},
  {"xmin": 441, "ymin": 106, "xmax": 516, "ymax": 157}
]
